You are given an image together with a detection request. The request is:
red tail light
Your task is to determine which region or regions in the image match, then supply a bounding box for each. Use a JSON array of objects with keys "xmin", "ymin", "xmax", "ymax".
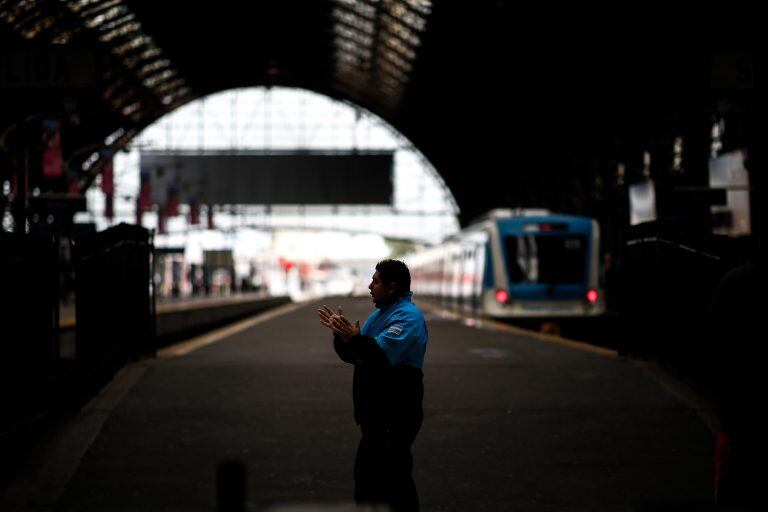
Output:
[
  {"xmin": 495, "ymin": 289, "xmax": 509, "ymax": 303},
  {"xmin": 586, "ymin": 289, "xmax": 598, "ymax": 303}
]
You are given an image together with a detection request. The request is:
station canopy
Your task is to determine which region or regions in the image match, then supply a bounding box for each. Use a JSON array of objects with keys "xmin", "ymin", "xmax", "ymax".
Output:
[{"xmin": 1, "ymin": 1, "xmax": 763, "ymax": 225}]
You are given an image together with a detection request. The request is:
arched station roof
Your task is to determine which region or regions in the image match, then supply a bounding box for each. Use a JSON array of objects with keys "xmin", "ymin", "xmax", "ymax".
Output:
[{"xmin": 1, "ymin": 0, "xmax": 765, "ymax": 227}]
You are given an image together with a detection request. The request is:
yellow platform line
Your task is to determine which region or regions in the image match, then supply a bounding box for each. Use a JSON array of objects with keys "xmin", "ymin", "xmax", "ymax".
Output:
[
  {"xmin": 157, "ymin": 301, "xmax": 306, "ymax": 358},
  {"xmin": 420, "ymin": 303, "xmax": 617, "ymax": 358}
]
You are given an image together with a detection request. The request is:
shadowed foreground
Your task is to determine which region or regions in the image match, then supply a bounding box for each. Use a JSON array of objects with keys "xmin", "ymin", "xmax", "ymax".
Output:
[{"xmin": 5, "ymin": 298, "xmax": 714, "ymax": 511}]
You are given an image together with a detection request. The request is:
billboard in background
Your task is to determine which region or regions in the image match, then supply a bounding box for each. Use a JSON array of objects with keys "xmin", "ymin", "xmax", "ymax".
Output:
[
  {"xmin": 709, "ymin": 149, "xmax": 751, "ymax": 236},
  {"xmin": 140, "ymin": 150, "xmax": 394, "ymax": 206},
  {"xmin": 629, "ymin": 179, "xmax": 657, "ymax": 226}
]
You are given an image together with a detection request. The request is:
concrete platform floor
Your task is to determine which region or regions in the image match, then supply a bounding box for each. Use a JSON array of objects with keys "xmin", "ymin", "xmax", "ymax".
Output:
[{"xmin": 1, "ymin": 298, "xmax": 716, "ymax": 511}]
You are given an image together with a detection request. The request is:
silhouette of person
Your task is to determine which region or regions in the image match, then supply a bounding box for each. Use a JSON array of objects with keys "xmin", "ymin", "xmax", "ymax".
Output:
[
  {"xmin": 709, "ymin": 264, "xmax": 765, "ymax": 511},
  {"xmin": 318, "ymin": 259, "xmax": 428, "ymax": 511}
]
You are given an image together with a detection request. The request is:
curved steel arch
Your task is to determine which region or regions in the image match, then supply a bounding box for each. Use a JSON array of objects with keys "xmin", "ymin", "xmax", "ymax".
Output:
[{"xmin": 1, "ymin": 0, "xmax": 766, "ymax": 232}]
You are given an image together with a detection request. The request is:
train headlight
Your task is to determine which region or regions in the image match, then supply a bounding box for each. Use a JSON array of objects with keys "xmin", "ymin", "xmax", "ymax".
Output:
[
  {"xmin": 495, "ymin": 289, "xmax": 509, "ymax": 303},
  {"xmin": 586, "ymin": 289, "xmax": 599, "ymax": 303}
]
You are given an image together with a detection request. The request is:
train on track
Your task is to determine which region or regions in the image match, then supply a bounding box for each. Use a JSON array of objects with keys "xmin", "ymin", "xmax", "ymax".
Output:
[{"xmin": 408, "ymin": 209, "xmax": 605, "ymax": 318}]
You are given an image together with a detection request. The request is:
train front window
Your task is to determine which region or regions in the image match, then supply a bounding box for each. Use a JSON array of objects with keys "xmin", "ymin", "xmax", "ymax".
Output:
[{"xmin": 505, "ymin": 235, "xmax": 586, "ymax": 284}]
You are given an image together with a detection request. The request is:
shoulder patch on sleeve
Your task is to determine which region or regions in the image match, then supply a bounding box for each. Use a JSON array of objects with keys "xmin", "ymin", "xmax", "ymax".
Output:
[{"xmin": 387, "ymin": 324, "xmax": 404, "ymax": 336}]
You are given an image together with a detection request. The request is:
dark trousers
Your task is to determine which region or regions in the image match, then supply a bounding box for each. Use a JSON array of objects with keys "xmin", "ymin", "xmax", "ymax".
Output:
[{"xmin": 354, "ymin": 423, "xmax": 420, "ymax": 512}]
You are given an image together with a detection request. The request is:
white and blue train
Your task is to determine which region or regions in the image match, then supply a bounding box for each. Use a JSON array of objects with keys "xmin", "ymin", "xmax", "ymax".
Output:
[{"xmin": 408, "ymin": 209, "xmax": 605, "ymax": 318}]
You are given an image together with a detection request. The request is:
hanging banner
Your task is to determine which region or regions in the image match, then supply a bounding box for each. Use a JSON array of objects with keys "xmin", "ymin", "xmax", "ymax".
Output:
[
  {"xmin": 136, "ymin": 168, "xmax": 152, "ymax": 226},
  {"xmin": 207, "ymin": 205, "xmax": 215, "ymax": 230},
  {"xmin": 67, "ymin": 169, "xmax": 79, "ymax": 195},
  {"xmin": 138, "ymin": 168, "xmax": 152, "ymax": 212},
  {"xmin": 140, "ymin": 150, "xmax": 394, "ymax": 205},
  {"xmin": 100, "ymin": 147, "xmax": 116, "ymax": 220},
  {"xmin": 165, "ymin": 185, "xmax": 180, "ymax": 217},
  {"xmin": 41, "ymin": 119, "xmax": 64, "ymax": 178},
  {"xmin": 188, "ymin": 200, "xmax": 200, "ymax": 225},
  {"xmin": 157, "ymin": 211, "xmax": 167, "ymax": 234},
  {"xmin": 100, "ymin": 150, "xmax": 114, "ymax": 195}
]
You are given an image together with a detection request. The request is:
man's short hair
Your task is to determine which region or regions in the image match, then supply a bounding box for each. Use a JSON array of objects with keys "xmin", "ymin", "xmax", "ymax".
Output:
[{"xmin": 376, "ymin": 259, "xmax": 411, "ymax": 297}]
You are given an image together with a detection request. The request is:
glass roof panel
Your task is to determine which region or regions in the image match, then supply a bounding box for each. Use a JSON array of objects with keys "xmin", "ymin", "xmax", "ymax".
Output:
[
  {"xmin": 333, "ymin": 23, "xmax": 373, "ymax": 47},
  {"xmin": 398, "ymin": 0, "xmax": 432, "ymax": 16},
  {"xmin": 379, "ymin": 46, "xmax": 412, "ymax": 73},
  {"xmin": 331, "ymin": 0, "xmax": 430, "ymax": 108},
  {"xmin": 79, "ymin": 0, "xmax": 123, "ymax": 18},
  {"xmin": 335, "ymin": 37, "xmax": 373, "ymax": 60},
  {"xmin": 142, "ymin": 69, "xmax": 177, "ymax": 89},
  {"xmin": 99, "ymin": 12, "xmax": 135, "ymax": 31},
  {"xmin": 380, "ymin": 35, "xmax": 416, "ymax": 60},
  {"xmin": 98, "ymin": 20, "xmax": 141, "ymax": 42},
  {"xmin": 336, "ymin": 0, "xmax": 378, "ymax": 18},
  {"xmin": 112, "ymin": 34, "xmax": 151, "ymax": 56},
  {"xmin": 17, "ymin": 13, "xmax": 56, "ymax": 39},
  {"xmin": 380, "ymin": 13, "xmax": 421, "ymax": 47},
  {"xmin": 332, "ymin": 7, "xmax": 375, "ymax": 35},
  {"xmin": 121, "ymin": 100, "xmax": 141, "ymax": 116},
  {"xmin": 137, "ymin": 59, "xmax": 171, "ymax": 77},
  {"xmin": 84, "ymin": 5, "xmax": 127, "ymax": 29},
  {"xmin": 68, "ymin": 0, "xmax": 112, "ymax": 14},
  {"xmin": 154, "ymin": 78, "xmax": 187, "ymax": 94},
  {"xmin": 387, "ymin": 1, "xmax": 426, "ymax": 31}
]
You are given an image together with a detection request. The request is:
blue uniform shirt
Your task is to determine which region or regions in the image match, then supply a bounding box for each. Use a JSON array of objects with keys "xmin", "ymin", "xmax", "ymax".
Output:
[{"xmin": 360, "ymin": 291, "xmax": 428, "ymax": 369}]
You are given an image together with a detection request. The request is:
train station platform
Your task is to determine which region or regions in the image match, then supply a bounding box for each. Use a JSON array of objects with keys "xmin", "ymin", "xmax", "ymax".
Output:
[
  {"xmin": 1, "ymin": 298, "xmax": 717, "ymax": 511},
  {"xmin": 57, "ymin": 292, "xmax": 291, "ymax": 359}
]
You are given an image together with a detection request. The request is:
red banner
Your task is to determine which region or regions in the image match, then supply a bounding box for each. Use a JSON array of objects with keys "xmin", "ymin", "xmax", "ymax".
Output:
[
  {"xmin": 189, "ymin": 200, "xmax": 200, "ymax": 225},
  {"xmin": 42, "ymin": 119, "xmax": 64, "ymax": 178},
  {"xmin": 165, "ymin": 186, "xmax": 179, "ymax": 217},
  {"xmin": 101, "ymin": 160, "xmax": 114, "ymax": 195},
  {"xmin": 138, "ymin": 169, "xmax": 151, "ymax": 213},
  {"xmin": 68, "ymin": 171, "xmax": 79, "ymax": 195},
  {"xmin": 102, "ymin": 157, "xmax": 115, "ymax": 220}
]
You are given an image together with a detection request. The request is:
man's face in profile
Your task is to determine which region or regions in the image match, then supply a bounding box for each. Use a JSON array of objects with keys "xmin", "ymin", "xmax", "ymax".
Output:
[{"xmin": 369, "ymin": 270, "xmax": 395, "ymax": 305}]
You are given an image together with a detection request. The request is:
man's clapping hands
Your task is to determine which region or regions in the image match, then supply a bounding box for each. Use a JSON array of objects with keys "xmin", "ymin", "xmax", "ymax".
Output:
[{"xmin": 317, "ymin": 305, "xmax": 360, "ymax": 342}]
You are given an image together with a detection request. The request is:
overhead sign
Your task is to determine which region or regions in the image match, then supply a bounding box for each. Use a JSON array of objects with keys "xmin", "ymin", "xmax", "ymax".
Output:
[
  {"xmin": 709, "ymin": 149, "xmax": 750, "ymax": 236},
  {"xmin": 629, "ymin": 179, "xmax": 657, "ymax": 226},
  {"xmin": 0, "ymin": 50, "xmax": 97, "ymax": 88},
  {"xmin": 140, "ymin": 150, "xmax": 394, "ymax": 206}
]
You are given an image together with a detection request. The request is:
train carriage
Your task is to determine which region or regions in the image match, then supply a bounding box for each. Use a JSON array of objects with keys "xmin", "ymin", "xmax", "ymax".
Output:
[{"xmin": 409, "ymin": 209, "xmax": 605, "ymax": 318}]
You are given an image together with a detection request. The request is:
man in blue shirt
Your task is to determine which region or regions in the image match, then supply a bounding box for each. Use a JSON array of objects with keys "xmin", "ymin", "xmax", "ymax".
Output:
[{"xmin": 318, "ymin": 259, "xmax": 428, "ymax": 512}]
